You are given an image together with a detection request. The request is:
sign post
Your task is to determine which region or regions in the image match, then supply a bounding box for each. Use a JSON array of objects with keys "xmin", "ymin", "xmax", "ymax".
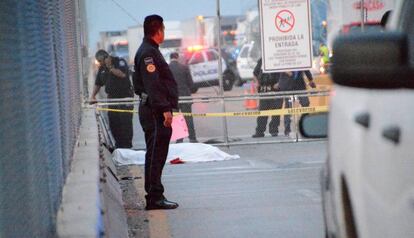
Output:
[{"xmin": 259, "ymin": 0, "xmax": 313, "ymax": 72}]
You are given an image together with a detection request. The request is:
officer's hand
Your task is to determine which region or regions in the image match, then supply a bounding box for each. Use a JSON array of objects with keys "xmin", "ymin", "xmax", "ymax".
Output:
[
  {"xmin": 309, "ymin": 81, "xmax": 316, "ymax": 88},
  {"xmin": 89, "ymin": 97, "xmax": 97, "ymax": 105},
  {"xmin": 104, "ymin": 57, "xmax": 112, "ymax": 69},
  {"xmin": 273, "ymin": 83, "xmax": 280, "ymax": 91},
  {"xmin": 163, "ymin": 111, "xmax": 173, "ymax": 127}
]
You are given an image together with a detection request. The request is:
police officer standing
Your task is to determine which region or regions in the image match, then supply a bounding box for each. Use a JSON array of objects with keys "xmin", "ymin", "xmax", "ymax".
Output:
[
  {"xmin": 292, "ymin": 70, "xmax": 316, "ymax": 106},
  {"xmin": 252, "ymin": 58, "xmax": 282, "ymax": 137},
  {"xmin": 169, "ymin": 52, "xmax": 198, "ymax": 143},
  {"xmin": 90, "ymin": 50, "xmax": 133, "ymax": 148},
  {"xmin": 133, "ymin": 15, "xmax": 179, "ymax": 210},
  {"xmin": 283, "ymin": 70, "xmax": 316, "ymax": 135}
]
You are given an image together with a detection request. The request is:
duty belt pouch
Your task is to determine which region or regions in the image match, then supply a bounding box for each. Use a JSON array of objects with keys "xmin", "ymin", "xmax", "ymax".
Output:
[
  {"xmin": 260, "ymin": 85, "xmax": 272, "ymax": 92},
  {"xmin": 140, "ymin": 92, "xmax": 149, "ymax": 105}
]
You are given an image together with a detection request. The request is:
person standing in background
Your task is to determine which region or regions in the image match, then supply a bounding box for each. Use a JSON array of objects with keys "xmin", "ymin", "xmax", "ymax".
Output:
[
  {"xmin": 90, "ymin": 49, "xmax": 133, "ymax": 149},
  {"xmin": 169, "ymin": 52, "xmax": 198, "ymax": 143},
  {"xmin": 283, "ymin": 70, "xmax": 316, "ymax": 135},
  {"xmin": 251, "ymin": 58, "xmax": 282, "ymax": 137}
]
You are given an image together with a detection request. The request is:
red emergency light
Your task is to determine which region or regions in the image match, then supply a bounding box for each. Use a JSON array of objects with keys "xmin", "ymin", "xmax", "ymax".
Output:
[
  {"xmin": 114, "ymin": 40, "xmax": 128, "ymax": 46},
  {"xmin": 186, "ymin": 45, "xmax": 204, "ymax": 52}
]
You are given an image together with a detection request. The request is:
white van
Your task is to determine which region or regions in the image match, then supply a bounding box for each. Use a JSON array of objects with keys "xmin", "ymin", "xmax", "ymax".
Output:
[{"xmin": 301, "ymin": 1, "xmax": 414, "ymax": 237}]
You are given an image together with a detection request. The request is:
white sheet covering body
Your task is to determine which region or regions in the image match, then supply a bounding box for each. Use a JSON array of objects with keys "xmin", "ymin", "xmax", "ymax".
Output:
[{"xmin": 112, "ymin": 143, "xmax": 240, "ymax": 165}]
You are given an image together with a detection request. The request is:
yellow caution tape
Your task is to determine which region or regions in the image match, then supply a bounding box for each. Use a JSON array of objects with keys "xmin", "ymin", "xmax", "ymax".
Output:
[
  {"xmin": 96, "ymin": 105, "xmax": 328, "ymax": 117},
  {"xmin": 96, "ymin": 108, "xmax": 138, "ymax": 113},
  {"xmin": 179, "ymin": 106, "xmax": 328, "ymax": 117}
]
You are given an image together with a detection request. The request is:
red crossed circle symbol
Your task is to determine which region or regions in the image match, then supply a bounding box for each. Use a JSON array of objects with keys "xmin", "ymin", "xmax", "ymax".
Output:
[{"xmin": 275, "ymin": 10, "xmax": 295, "ymax": 33}]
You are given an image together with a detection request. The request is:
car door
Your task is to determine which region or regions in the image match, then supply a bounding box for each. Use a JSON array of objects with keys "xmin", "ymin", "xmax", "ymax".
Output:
[
  {"xmin": 358, "ymin": 90, "xmax": 414, "ymax": 238},
  {"xmin": 205, "ymin": 49, "xmax": 226, "ymax": 82},
  {"xmin": 236, "ymin": 43, "xmax": 251, "ymax": 80},
  {"xmin": 188, "ymin": 51, "xmax": 206, "ymax": 84},
  {"xmin": 359, "ymin": 1, "xmax": 414, "ymax": 237},
  {"xmin": 328, "ymin": 85, "xmax": 371, "ymax": 237}
]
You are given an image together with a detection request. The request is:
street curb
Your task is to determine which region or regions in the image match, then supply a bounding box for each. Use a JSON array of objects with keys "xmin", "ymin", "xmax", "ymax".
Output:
[{"xmin": 57, "ymin": 109, "xmax": 102, "ymax": 237}]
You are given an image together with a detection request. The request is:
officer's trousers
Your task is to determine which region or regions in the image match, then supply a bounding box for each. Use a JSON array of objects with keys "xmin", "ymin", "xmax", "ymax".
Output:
[
  {"xmin": 108, "ymin": 105, "xmax": 133, "ymax": 148},
  {"xmin": 284, "ymin": 93, "xmax": 310, "ymax": 134},
  {"xmin": 255, "ymin": 98, "xmax": 283, "ymax": 135},
  {"xmin": 178, "ymin": 102, "xmax": 196, "ymax": 141},
  {"xmin": 139, "ymin": 104, "xmax": 172, "ymax": 202}
]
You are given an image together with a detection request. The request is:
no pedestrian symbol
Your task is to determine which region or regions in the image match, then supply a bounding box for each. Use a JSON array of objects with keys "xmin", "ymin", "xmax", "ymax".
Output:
[{"xmin": 275, "ymin": 10, "xmax": 295, "ymax": 33}]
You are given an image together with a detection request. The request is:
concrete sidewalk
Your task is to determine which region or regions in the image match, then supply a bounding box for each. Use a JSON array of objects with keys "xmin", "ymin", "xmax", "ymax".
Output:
[
  {"xmin": 57, "ymin": 108, "xmax": 129, "ymax": 237},
  {"xmin": 119, "ymin": 141, "xmax": 327, "ymax": 238}
]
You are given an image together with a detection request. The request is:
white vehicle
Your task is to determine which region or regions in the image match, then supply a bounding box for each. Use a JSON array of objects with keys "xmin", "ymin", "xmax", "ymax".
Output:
[
  {"xmin": 302, "ymin": 1, "xmax": 414, "ymax": 237},
  {"xmin": 127, "ymin": 21, "xmax": 182, "ymax": 65},
  {"xmin": 185, "ymin": 48, "xmax": 237, "ymax": 92},
  {"xmin": 326, "ymin": 0, "xmax": 395, "ymax": 50},
  {"xmin": 127, "ymin": 25, "xmax": 144, "ymax": 65},
  {"xmin": 236, "ymin": 42, "xmax": 260, "ymax": 82}
]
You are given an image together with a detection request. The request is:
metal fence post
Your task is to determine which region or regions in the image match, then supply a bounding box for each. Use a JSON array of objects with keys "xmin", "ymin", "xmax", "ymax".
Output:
[
  {"xmin": 293, "ymin": 95, "xmax": 299, "ymax": 142},
  {"xmin": 216, "ymin": 0, "xmax": 229, "ymax": 145}
]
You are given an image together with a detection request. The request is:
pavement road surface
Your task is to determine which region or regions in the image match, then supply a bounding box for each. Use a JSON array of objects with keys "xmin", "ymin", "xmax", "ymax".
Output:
[{"xmin": 144, "ymin": 141, "xmax": 326, "ymax": 238}]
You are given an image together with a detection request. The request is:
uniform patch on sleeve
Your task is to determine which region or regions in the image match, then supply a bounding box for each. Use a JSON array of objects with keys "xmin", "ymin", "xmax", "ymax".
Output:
[
  {"xmin": 144, "ymin": 57, "xmax": 154, "ymax": 65},
  {"xmin": 119, "ymin": 60, "xmax": 126, "ymax": 67},
  {"xmin": 146, "ymin": 64, "xmax": 156, "ymax": 73}
]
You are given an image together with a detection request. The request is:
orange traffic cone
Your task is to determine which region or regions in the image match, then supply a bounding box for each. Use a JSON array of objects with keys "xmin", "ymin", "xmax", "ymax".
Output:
[{"xmin": 244, "ymin": 81, "xmax": 258, "ymax": 110}]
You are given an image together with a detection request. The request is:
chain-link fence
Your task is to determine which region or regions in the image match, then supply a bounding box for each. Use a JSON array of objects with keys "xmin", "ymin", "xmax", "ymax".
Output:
[{"xmin": 0, "ymin": 0, "xmax": 86, "ymax": 237}]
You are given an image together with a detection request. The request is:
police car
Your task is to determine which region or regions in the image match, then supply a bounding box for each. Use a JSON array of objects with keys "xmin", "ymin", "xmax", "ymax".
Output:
[
  {"xmin": 236, "ymin": 41, "xmax": 260, "ymax": 82},
  {"xmin": 301, "ymin": 1, "xmax": 414, "ymax": 237},
  {"xmin": 183, "ymin": 46, "xmax": 238, "ymax": 92}
]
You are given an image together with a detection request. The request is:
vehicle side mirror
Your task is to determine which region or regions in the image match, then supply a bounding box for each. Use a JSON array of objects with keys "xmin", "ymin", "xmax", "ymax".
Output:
[
  {"xmin": 299, "ymin": 113, "xmax": 328, "ymax": 138},
  {"xmin": 332, "ymin": 32, "xmax": 411, "ymax": 89}
]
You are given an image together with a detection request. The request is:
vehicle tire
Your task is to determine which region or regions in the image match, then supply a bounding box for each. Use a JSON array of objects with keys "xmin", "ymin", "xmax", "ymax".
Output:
[
  {"xmin": 233, "ymin": 75, "xmax": 243, "ymax": 87},
  {"xmin": 223, "ymin": 71, "xmax": 234, "ymax": 91}
]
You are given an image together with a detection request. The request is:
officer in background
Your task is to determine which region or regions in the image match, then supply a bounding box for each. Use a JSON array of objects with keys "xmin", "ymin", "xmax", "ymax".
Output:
[
  {"xmin": 282, "ymin": 70, "xmax": 316, "ymax": 135},
  {"xmin": 90, "ymin": 49, "xmax": 133, "ymax": 148},
  {"xmin": 319, "ymin": 44, "xmax": 330, "ymax": 68},
  {"xmin": 133, "ymin": 15, "xmax": 179, "ymax": 210},
  {"xmin": 252, "ymin": 58, "xmax": 283, "ymax": 137},
  {"xmin": 169, "ymin": 52, "xmax": 198, "ymax": 143}
]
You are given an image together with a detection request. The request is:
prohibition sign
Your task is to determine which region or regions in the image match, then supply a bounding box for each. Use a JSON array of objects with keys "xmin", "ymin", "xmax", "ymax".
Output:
[{"xmin": 275, "ymin": 10, "xmax": 295, "ymax": 33}]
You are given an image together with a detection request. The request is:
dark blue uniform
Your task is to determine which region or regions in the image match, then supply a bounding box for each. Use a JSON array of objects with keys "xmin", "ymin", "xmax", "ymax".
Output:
[
  {"xmin": 95, "ymin": 57, "xmax": 133, "ymax": 148},
  {"xmin": 282, "ymin": 70, "xmax": 314, "ymax": 134},
  {"xmin": 133, "ymin": 37, "xmax": 178, "ymax": 203},
  {"xmin": 253, "ymin": 58, "xmax": 282, "ymax": 137}
]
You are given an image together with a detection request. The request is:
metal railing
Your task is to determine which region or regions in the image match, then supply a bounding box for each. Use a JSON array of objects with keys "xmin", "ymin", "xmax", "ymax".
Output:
[{"xmin": 91, "ymin": 89, "xmax": 329, "ymax": 149}]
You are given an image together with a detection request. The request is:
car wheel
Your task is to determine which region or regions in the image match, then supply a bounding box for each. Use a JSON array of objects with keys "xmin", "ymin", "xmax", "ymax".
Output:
[{"xmin": 223, "ymin": 71, "xmax": 234, "ymax": 91}]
